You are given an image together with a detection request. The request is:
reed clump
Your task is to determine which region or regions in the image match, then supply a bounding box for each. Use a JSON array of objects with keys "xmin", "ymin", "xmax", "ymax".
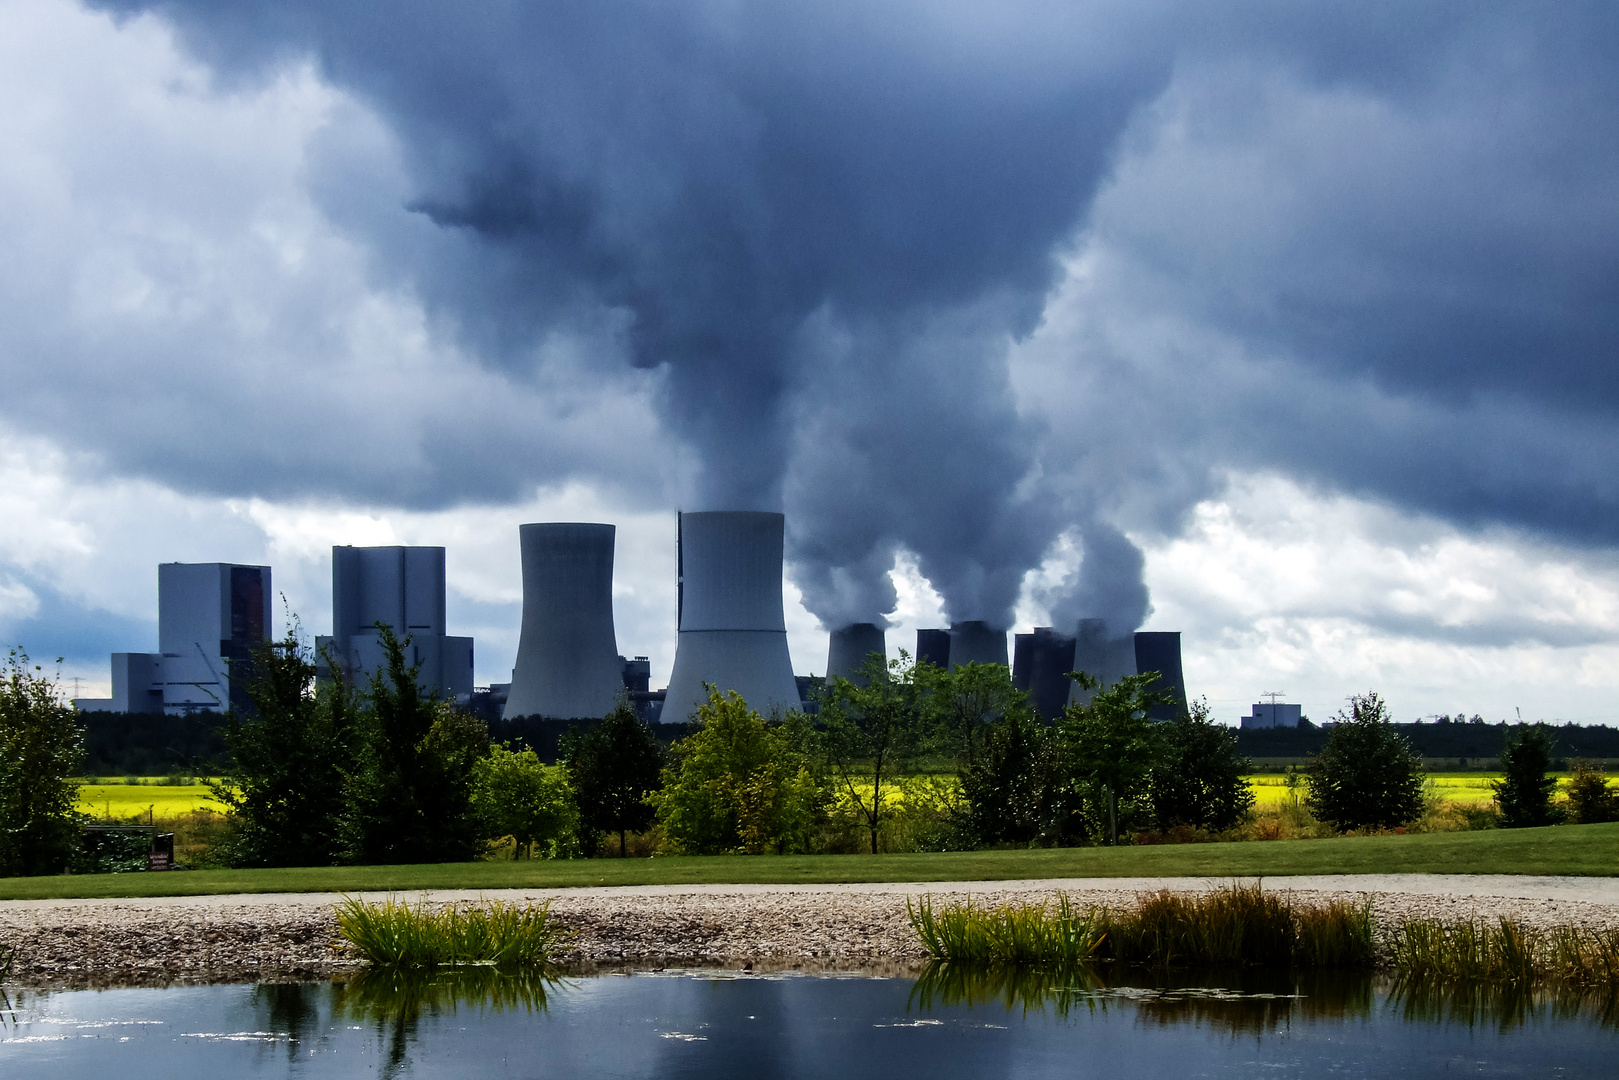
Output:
[
  {"xmin": 1391, "ymin": 917, "xmax": 1619, "ymax": 989},
  {"xmin": 335, "ymin": 896, "xmax": 568, "ymax": 968},
  {"xmin": 909, "ymin": 884, "xmax": 1375, "ymax": 969}
]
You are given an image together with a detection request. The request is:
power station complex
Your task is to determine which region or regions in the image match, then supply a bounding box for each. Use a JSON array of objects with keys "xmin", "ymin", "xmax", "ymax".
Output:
[{"xmin": 74, "ymin": 511, "xmax": 1187, "ymax": 723}]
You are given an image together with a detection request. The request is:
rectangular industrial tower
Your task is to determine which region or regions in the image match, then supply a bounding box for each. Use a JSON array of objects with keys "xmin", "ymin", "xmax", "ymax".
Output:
[
  {"xmin": 316, "ymin": 545, "xmax": 474, "ymax": 702},
  {"xmin": 76, "ymin": 562, "xmax": 272, "ymax": 714}
]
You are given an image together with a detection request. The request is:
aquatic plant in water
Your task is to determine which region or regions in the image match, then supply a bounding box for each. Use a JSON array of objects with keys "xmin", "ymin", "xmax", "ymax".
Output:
[
  {"xmin": 1391, "ymin": 917, "xmax": 1619, "ymax": 991},
  {"xmin": 335, "ymin": 896, "xmax": 568, "ymax": 968}
]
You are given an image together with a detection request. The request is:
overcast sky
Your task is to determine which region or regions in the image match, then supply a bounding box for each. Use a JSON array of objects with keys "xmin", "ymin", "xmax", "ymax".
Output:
[{"xmin": 3, "ymin": 0, "xmax": 1617, "ymax": 725}]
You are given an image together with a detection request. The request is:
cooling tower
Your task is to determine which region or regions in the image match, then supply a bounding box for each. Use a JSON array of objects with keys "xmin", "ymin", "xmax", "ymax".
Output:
[
  {"xmin": 661, "ymin": 511, "xmax": 799, "ymax": 721},
  {"xmin": 1134, "ymin": 631, "xmax": 1188, "ymax": 720},
  {"xmin": 504, "ymin": 523, "xmax": 623, "ymax": 719},
  {"xmin": 915, "ymin": 629, "xmax": 951, "ymax": 670},
  {"xmin": 948, "ymin": 620, "xmax": 1009, "ymax": 668},
  {"xmin": 1068, "ymin": 618, "xmax": 1138, "ymax": 707},
  {"xmin": 827, "ymin": 622, "xmax": 886, "ymax": 685},
  {"xmin": 1012, "ymin": 626, "xmax": 1077, "ymax": 719}
]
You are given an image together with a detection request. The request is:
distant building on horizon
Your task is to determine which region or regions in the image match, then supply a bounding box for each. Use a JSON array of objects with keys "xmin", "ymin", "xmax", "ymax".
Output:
[
  {"xmin": 75, "ymin": 562, "xmax": 272, "ymax": 715},
  {"xmin": 1241, "ymin": 702, "xmax": 1303, "ymax": 729}
]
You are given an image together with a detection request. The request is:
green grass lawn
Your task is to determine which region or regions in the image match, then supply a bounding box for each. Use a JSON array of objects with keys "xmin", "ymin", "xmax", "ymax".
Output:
[{"xmin": 3, "ymin": 822, "xmax": 1614, "ymax": 902}]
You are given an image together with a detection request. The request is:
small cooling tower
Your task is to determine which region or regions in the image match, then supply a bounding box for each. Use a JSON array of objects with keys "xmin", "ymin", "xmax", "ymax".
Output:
[
  {"xmin": 915, "ymin": 629, "xmax": 951, "ymax": 670},
  {"xmin": 948, "ymin": 620, "xmax": 1009, "ymax": 668},
  {"xmin": 1012, "ymin": 626, "xmax": 1077, "ymax": 719},
  {"xmin": 1068, "ymin": 618, "xmax": 1138, "ymax": 707},
  {"xmin": 662, "ymin": 511, "xmax": 799, "ymax": 721},
  {"xmin": 1134, "ymin": 631, "xmax": 1188, "ymax": 720},
  {"xmin": 504, "ymin": 523, "xmax": 623, "ymax": 719},
  {"xmin": 827, "ymin": 622, "xmax": 886, "ymax": 685}
]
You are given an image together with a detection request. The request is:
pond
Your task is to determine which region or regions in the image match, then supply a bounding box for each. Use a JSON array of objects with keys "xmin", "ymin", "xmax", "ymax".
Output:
[{"xmin": 3, "ymin": 966, "xmax": 1615, "ymax": 1078}]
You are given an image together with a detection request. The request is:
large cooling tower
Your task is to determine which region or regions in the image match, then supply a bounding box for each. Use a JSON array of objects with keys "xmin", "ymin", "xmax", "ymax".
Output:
[
  {"xmin": 1012, "ymin": 626, "xmax": 1077, "ymax": 719},
  {"xmin": 827, "ymin": 622, "xmax": 886, "ymax": 684},
  {"xmin": 915, "ymin": 629, "xmax": 951, "ymax": 670},
  {"xmin": 1068, "ymin": 618, "xmax": 1139, "ymax": 706},
  {"xmin": 948, "ymin": 620, "xmax": 1009, "ymax": 668},
  {"xmin": 504, "ymin": 523, "xmax": 623, "ymax": 719},
  {"xmin": 662, "ymin": 511, "xmax": 799, "ymax": 721},
  {"xmin": 1134, "ymin": 631, "xmax": 1188, "ymax": 720}
]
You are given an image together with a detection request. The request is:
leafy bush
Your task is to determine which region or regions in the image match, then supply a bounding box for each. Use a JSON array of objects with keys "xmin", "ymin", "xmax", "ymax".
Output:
[
  {"xmin": 1149, "ymin": 697, "xmax": 1255, "ymax": 833},
  {"xmin": 562, "ymin": 701, "xmax": 663, "ymax": 856},
  {"xmin": 1494, "ymin": 725, "xmax": 1562, "ymax": 828},
  {"xmin": 653, "ymin": 689, "xmax": 825, "ymax": 854},
  {"xmin": 1564, "ymin": 760, "xmax": 1618, "ymax": 824},
  {"xmin": 0, "ymin": 650, "xmax": 85, "ymax": 876},
  {"xmin": 1305, "ymin": 692, "xmax": 1425, "ymax": 831},
  {"xmin": 472, "ymin": 744, "xmax": 578, "ymax": 859}
]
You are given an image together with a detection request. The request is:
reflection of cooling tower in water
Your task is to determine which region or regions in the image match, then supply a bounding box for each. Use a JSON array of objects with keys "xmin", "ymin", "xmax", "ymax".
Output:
[
  {"xmin": 1068, "ymin": 618, "xmax": 1138, "ymax": 707},
  {"xmin": 948, "ymin": 620, "xmax": 1008, "ymax": 668},
  {"xmin": 827, "ymin": 622, "xmax": 886, "ymax": 684},
  {"xmin": 1013, "ymin": 626, "xmax": 1077, "ymax": 719},
  {"xmin": 662, "ymin": 511, "xmax": 800, "ymax": 721},
  {"xmin": 504, "ymin": 523, "xmax": 623, "ymax": 719}
]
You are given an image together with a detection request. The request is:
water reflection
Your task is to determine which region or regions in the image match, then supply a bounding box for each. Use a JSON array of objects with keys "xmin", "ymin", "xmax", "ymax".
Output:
[{"xmin": 912, "ymin": 960, "xmax": 1617, "ymax": 1035}]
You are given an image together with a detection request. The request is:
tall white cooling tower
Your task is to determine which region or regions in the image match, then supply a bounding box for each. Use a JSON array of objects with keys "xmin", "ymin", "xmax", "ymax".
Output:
[
  {"xmin": 948, "ymin": 620, "xmax": 1009, "ymax": 668},
  {"xmin": 504, "ymin": 523, "xmax": 623, "ymax": 719},
  {"xmin": 1068, "ymin": 617, "xmax": 1138, "ymax": 707},
  {"xmin": 662, "ymin": 511, "xmax": 799, "ymax": 721},
  {"xmin": 827, "ymin": 622, "xmax": 886, "ymax": 684}
]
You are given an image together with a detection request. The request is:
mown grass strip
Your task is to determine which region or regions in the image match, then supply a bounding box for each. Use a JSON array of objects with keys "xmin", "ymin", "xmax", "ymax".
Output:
[{"xmin": 2, "ymin": 821, "xmax": 1615, "ymax": 901}]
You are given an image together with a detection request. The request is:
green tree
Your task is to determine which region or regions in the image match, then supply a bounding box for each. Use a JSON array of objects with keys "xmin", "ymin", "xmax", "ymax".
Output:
[
  {"xmin": 820, "ymin": 651, "xmax": 933, "ymax": 854},
  {"xmin": 563, "ymin": 701, "xmax": 664, "ymax": 856},
  {"xmin": 930, "ymin": 661, "xmax": 1019, "ymax": 767},
  {"xmin": 653, "ymin": 689, "xmax": 823, "ymax": 854},
  {"xmin": 1494, "ymin": 724, "xmax": 1561, "ymax": 828},
  {"xmin": 472, "ymin": 743, "xmax": 579, "ymax": 858},
  {"xmin": 342, "ymin": 626, "xmax": 489, "ymax": 863},
  {"xmin": 1564, "ymin": 760, "xmax": 1618, "ymax": 824},
  {"xmin": 214, "ymin": 629, "xmax": 355, "ymax": 867},
  {"xmin": 1057, "ymin": 671, "xmax": 1171, "ymax": 845},
  {"xmin": 1305, "ymin": 692, "xmax": 1425, "ymax": 831},
  {"xmin": 958, "ymin": 706, "xmax": 1048, "ymax": 846},
  {"xmin": 0, "ymin": 650, "xmax": 85, "ymax": 876},
  {"xmin": 1149, "ymin": 697, "xmax": 1255, "ymax": 832}
]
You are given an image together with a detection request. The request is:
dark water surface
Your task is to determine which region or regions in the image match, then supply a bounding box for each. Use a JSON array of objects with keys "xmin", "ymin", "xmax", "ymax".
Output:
[{"xmin": 2, "ymin": 968, "xmax": 1615, "ymax": 1078}]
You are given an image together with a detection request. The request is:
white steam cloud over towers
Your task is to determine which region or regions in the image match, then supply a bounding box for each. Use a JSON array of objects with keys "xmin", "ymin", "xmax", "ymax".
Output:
[
  {"xmin": 662, "ymin": 511, "xmax": 799, "ymax": 721},
  {"xmin": 505, "ymin": 523, "xmax": 623, "ymax": 720}
]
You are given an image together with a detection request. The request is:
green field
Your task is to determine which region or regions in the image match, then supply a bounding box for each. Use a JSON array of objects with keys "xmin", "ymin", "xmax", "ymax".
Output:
[{"xmin": 2, "ymin": 821, "xmax": 1614, "ymax": 901}]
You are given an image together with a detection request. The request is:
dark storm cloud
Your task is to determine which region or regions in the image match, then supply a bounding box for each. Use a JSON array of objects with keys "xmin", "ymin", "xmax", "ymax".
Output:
[{"xmin": 75, "ymin": 0, "xmax": 1619, "ymax": 634}]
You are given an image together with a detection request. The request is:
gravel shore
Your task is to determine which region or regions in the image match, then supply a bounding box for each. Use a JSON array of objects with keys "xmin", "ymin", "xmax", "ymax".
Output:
[{"xmin": 3, "ymin": 875, "xmax": 1616, "ymax": 986}]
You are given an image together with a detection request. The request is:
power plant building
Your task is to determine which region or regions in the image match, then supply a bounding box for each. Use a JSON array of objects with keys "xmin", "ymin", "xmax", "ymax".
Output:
[
  {"xmin": 662, "ymin": 511, "xmax": 799, "ymax": 721},
  {"xmin": 74, "ymin": 562, "xmax": 272, "ymax": 714},
  {"xmin": 504, "ymin": 523, "xmax": 625, "ymax": 720},
  {"xmin": 1242, "ymin": 702, "xmax": 1303, "ymax": 729},
  {"xmin": 315, "ymin": 545, "xmax": 473, "ymax": 702}
]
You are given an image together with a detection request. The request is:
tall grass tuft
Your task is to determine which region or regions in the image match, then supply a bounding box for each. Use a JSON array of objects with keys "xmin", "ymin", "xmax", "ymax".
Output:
[
  {"xmin": 910, "ymin": 884, "xmax": 1374, "ymax": 970},
  {"xmin": 335, "ymin": 896, "xmax": 568, "ymax": 968},
  {"xmin": 908, "ymin": 895, "xmax": 1104, "ymax": 966},
  {"xmin": 1392, "ymin": 917, "xmax": 1619, "ymax": 990}
]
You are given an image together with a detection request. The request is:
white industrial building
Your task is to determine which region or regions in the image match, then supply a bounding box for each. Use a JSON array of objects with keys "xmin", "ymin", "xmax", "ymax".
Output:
[
  {"xmin": 315, "ymin": 545, "xmax": 474, "ymax": 702},
  {"xmin": 75, "ymin": 562, "xmax": 273, "ymax": 715},
  {"xmin": 1241, "ymin": 702, "xmax": 1303, "ymax": 729}
]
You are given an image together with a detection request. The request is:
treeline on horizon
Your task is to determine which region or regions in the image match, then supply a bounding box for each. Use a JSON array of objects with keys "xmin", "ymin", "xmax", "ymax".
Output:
[{"xmin": 76, "ymin": 707, "xmax": 1619, "ymax": 777}]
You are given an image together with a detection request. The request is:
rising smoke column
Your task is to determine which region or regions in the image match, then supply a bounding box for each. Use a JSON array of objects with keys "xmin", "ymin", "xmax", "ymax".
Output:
[{"xmin": 103, "ymin": 0, "xmax": 1172, "ymax": 632}]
